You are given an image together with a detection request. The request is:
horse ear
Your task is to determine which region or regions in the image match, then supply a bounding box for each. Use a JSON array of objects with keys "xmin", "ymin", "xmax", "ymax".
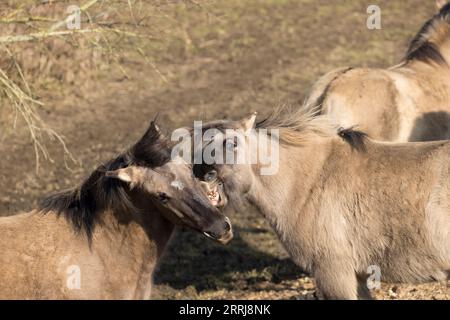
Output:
[
  {"xmin": 241, "ymin": 112, "xmax": 257, "ymax": 134},
  {"xmin": 151, "ymin": 121, "xmax": 162, "ymax": 135},
  {"xmin": 149, "ymin": 120, "xmax": 165, "ymax": 139},
  {"xmin": 106, "ymin": 166, "xmax": 145, "ymax": 188},
  {"xmin": 138, "ymin": 119, "xmax": 166, "ymax": 143},
  {"xmin": 436, "ymin": 0, "xmax": 448, "ymax": 10}
]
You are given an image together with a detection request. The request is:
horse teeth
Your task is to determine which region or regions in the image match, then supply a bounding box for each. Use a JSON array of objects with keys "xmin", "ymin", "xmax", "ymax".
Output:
[{"xmin": 207, "ymin": 190, "xmax": 218, "ymax": 201}]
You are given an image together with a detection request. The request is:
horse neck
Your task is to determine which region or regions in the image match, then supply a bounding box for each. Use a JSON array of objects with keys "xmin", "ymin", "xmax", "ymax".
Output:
[
  {"xmin": 95, "ymin": 205, "xmax": 174, "ymax": 257},
  {"xmin": 398, "ymin": 56, "xmax": 450, "ymax": 97},
  {"xmin": 404, "ymin": 30, "xmax": 450, "ymax": 76},
  {"xmin": 247, "ymin": 135, "xmax": 332, "ymax": 236},
  {"xmin": 91, "ymin": 204, "xmax": 175, "ymax": 283},
  {"xmin": 435, "ymin": 27, "xmax": 450, "ymax": 66}
]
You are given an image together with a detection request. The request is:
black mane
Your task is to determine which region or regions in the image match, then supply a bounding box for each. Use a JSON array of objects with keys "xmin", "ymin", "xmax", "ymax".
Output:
[
  {"xmin": 39, "ymin": 121, "xmax": 171, "ymax": 242},
  {"xmin": 405, "ymin": 3, "xmax": 450, "ymax": 65}
]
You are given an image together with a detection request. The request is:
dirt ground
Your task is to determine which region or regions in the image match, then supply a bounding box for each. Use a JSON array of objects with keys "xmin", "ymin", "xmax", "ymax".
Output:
[{"xmin": 0, "ymin": 0, "xmax": 448, "ymax": 300}]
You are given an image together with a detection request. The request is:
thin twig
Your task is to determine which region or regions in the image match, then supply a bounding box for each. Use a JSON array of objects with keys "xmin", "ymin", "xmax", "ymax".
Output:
[
  {"xmin": 0, "ymin": 27, "xmax": 151, "ymax": 44},
  {"xmin": 0, "ymin": 17, "xmax": 57, "ymax": 24},
  {"xmin": 0, "ymin": 64, "xmax": 78, "ymax": 173}
]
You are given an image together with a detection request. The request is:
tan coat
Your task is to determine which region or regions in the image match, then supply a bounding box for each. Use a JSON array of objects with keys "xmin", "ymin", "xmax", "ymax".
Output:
[
  {"xmin": 0, "ymin": 122, "xmax": 232, "ymax": 299},
  {"xmin": 306, "ymin": 3, "xmax": 450, "ymax": 142},
  {"xmin": 198, "ymin": 110, "xmax": 450, "ymax": 299},
  {"xmin": 0, "ymin": 209, "xmax": 173, "ymax": 299}
]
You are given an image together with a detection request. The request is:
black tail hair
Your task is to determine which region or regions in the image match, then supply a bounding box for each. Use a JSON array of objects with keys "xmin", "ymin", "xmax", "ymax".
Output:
[{"xmin": 338, "ymin": 127, "xmax": 368, "ymax": 152}]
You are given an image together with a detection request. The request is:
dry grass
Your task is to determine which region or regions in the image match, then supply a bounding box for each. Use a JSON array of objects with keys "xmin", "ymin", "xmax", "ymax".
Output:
[
  {"xmin": 0, "ymin": 0, "xmax": 200, "ymax": 171},
  {"xmin": 0, "ymin": 63, "xmax": 74, "ymax": 172},
  {"xmin": 0, "ymin": 0, "xmax": 447, "ymax": 300},
  {"xmin": 0, "ymin": 0, "xmax": 103, "ymax": 171}
]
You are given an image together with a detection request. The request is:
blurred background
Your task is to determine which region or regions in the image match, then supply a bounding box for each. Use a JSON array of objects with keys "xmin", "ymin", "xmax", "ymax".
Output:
[{"xmin": 0, "ymin": 0, "xmax": 448, "ymax": 299}]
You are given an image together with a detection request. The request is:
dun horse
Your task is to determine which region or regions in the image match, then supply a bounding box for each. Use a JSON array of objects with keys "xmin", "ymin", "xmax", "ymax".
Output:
[
  {"xmin": 305, "ymin": 0, "xmax": 450, "ymax": 142},
  {"xmin": 0, "ymin": 122, "xmax": 232, "ymax": 299},
  {"xmin": 196, "ymin": 106, "xmax": 449, "ymax": 299}
]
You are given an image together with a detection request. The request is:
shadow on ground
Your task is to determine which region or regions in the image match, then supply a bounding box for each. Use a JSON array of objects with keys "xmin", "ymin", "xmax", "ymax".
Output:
[{"xmin": 153, "ymin": 221, "xmax": 304, "ymax": 298}]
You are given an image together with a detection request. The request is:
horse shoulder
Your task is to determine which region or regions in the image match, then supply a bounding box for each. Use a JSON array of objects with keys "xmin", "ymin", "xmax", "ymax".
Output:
[{"xmin": 0, "ymin": 211, "xmax": 108, "ymax": 299}]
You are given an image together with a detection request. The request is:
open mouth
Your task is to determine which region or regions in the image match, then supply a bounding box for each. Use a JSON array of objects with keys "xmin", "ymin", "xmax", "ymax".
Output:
[
  {"xmin": 203, "ymin": 217, "xmax": 233, "ymax": 244},
  {"xmin": 203, "ymin": 230, "xmax": 232, "ymax": 244},
  {"xmin": 202, "ymin": 181, "xmax": 226, "ymax": 207},
  {"xmin": 207, "ymin": 186, "xmax": 220, "ymax": 206}
]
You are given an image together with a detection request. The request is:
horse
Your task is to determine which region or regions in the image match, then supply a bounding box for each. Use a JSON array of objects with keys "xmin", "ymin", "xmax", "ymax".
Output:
[
  {"xmin": 305, "ymin": 0, "xmax": 450, "ymax": 142},
  {"xmin": 194, "ymin": 106, "xmax": 449, "ymax": 299},
  {"xmin": 0, "ymin": 121, "xmax": 232, "ymax": 299}
]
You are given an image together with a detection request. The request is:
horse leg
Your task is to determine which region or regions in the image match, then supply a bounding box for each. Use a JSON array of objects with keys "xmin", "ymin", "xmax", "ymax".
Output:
[
  {"xmin": 313, "ymin": 260, "xmax": 358, "ymax": 300},
  {"xmin": 356, "ymin": 276, "xmax": 373, "ymax": 300}
]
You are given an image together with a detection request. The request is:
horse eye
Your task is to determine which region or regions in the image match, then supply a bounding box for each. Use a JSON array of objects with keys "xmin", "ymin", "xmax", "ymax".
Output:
[
  {"xmin": 225, "ymin": 138, "xmax": 237, "ymax": 151},
  {"xmin": 204, "ymin": 170, "xmax": 217, "ymax": 182},
  {"xmin": 157, "ymin": 192, "xmax": 170, "ymax": 204}
]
